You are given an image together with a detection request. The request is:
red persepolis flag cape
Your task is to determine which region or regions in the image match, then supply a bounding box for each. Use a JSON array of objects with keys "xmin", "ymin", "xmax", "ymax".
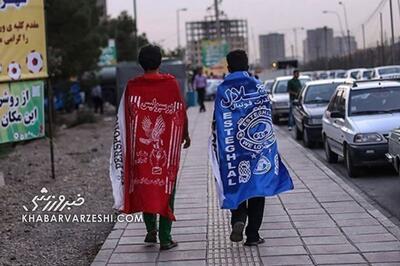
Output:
[{"xmin": 123, "ymin": 73, "xmax": 187, "ymax": 221}]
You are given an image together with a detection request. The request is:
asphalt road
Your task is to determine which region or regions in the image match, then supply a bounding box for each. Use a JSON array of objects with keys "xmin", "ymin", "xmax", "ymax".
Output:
[{"xmin": 276, "ymin": 124, "xmax": 400, "ymax": 226}]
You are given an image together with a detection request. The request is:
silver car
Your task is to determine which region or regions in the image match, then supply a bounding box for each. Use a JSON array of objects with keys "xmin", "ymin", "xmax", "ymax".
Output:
[
  {"xmin": 322, "ymin": 79, "xmax": 400, "ymax": 177},
  {"xmin": 270, "ymin": 75, "xmax": 311, "ymax": 124}
]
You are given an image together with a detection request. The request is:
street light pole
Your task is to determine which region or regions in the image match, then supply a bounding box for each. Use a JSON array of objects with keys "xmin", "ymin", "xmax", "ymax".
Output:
[
  {"xmin": 339, "ymin": 1, "xmax": 352, "ymax": 60},
  {"xmin": 133, "ymin": 0, "xmax": 138, "ymax": 58},
  {"xmin": 362, "ymin": 24, "xmax": 366, "ymax": 50},
  {"xmin": 176, "ymin": 8, "xmax": 188, "ymax": 49},
  {"xmin": 322, "ymin": 10, "xmax": 346, "ymax": 52},
  {"xmin": 214, "ymin": 0, "xmax": 221, "ymax": 40},
  {"xmin": 389, "ymin": 0, "xmax": 395, "ymax": 64}
]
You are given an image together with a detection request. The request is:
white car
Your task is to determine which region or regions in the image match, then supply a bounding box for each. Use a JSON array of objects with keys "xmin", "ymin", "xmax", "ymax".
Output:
[
  {"xmin": 270, "ymin": 75, "xmax": 311, "ymax": 124},
  {"xmin": 371, "ymin": 65, "xmax": 400, "ymax": 79},
  {"xmin": 205, "ymin": 79, "xmax": 223, "ymax": 100},
  {"xmin": 264, "ymin": 79, "xmax": 274, "ymax": 93},
  {"xmin": 322, "ymin": 79, "xmax": 400, "ymax": 177},
  {"xmin": 345, "ymin": 68, "xmax": 367, "ymax": 80},
  {"xmin": 357, "ymin": 69, "xmax": 374, "ymax": 80}
]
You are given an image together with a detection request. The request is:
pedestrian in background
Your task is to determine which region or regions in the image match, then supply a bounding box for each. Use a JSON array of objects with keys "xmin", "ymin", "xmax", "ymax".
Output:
[
  {"xmin": 287, "ymin": 70, "xmax": 302, "ymax": 131},
  {"xmin": 193, "ymin": 67, "xmax": 207, "ymax": 113},
  {"xmin": 91, "ymin": 81, "xmax": 103, "ymax": 114}
]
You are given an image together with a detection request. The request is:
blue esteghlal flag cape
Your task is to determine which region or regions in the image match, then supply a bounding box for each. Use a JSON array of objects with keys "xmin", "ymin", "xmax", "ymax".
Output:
[{"xmin": 210, "ymin": 71, "xmax": 294, "ymax": 209}]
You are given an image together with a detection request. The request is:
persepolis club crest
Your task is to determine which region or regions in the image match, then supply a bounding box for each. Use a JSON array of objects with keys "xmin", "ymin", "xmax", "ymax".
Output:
[{"xmin": 236, "ymin": 106, "xmax": 276, "ymax": 153}]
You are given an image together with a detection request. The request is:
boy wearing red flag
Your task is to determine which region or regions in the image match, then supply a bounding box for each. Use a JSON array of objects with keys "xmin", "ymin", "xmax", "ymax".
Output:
[{"xmin": 110, "ymin": 45, "xmax": 190, "ymax": 250}]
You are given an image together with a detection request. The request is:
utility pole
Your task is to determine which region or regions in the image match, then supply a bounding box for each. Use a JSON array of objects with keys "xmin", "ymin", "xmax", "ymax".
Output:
[
  {"xmin": 380, "ymin": 12, "xmax": 385, "ymax": 65},
  {"xmin": 324, "ymin": 26, "xmax": 329, "ymax": 70},
  {"xmin": 339, "ymin": 1, "xmax": 352, "ymax": 62},
  {"xmin": 214, "ymin": 0, "xmax": 221, "ymax": 40},
  {"xmin": 362, "ymin": 24, "xmax": 366, "ymax": 50},
  {"xmin": 389, "ymin": 0, "xmax": 395, "ymax": 64},
  {"xmin": 176, "ymin": 8, "xmax": 187, "ymax": 49},
  {"xmin": 293, "ymin": 28, "xmax": 298, "ymax": 59},
  {"xmin": 133, "ymin": 0, "xmax": 138, "ymax": 58}
]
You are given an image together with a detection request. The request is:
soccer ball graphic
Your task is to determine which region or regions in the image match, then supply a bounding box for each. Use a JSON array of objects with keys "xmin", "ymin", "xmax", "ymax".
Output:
[
  {"xmin": 26, "ymin": 51, "xmax": 44, "ymax": 73},
  {"xmin": 7, "ymin": 62, "xmax": 22, "ymax": 80}
]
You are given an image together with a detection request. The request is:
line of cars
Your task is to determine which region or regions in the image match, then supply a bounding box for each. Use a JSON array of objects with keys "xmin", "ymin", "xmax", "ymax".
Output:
[
  {"xmin": 304, "ymin": 65, "xmax": 400, "ymax": 81},
  {"xmin": 265, "ymin": 65, "xmax": 400, "ymax": 177}
]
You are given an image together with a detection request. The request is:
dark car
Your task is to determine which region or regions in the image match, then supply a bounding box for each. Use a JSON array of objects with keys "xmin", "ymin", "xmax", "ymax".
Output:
[
  {"xmin": 386, "ymin": 128, "xmax": 400, "ymax": 175},
  {"xmin": 292, "ymin": 79, "xmax": 347, "ymax": 147}
]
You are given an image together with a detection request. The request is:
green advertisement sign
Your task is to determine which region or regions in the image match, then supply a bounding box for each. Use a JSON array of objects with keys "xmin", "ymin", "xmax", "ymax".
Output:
[
  {"xmin": 201, "ymin": 40, "xmax": 230, "ymax": 68},
  {"xmin": 99, "ymin": 39, "xmax": 117, "ymax": 67},
  {"xmin": 0, "ymin": 80, "xmax": 45, "ymax": 144}
]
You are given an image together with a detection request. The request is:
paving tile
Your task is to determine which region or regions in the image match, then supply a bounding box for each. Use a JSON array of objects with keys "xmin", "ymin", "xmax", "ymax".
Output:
[
  {"xmin": 262, "ymin": 222, "xmax": 294, "ymax": 230},
  {"xmin": 108, "ymin": 252, "xmax": 158, "ymax": 263},
  {"xmin": 158, "ymin": 250, "xmax": 206, "ymax": 262},
  {"xmin": 331, "ymin": 212, "xmax": 373, "ymax": 220},
  {"xmin": 261, "ymin": 255, "xmax": 313, "ymax": 265},
  {"xmin": 307, "ymin": 244, "xmax": 358, "ymax": 254},
  {"xmin": 347, "ymin": 233, "xmax": 397, "ymax": 243},
  {"xmin": 303, "ymin": 236, "xmax": 349, "ymax": 245},
  {"xmin": 101, "ymin": 239, "xmax": 118, "ymax": 250},
  {"xmin": 355, "ymin": 242, "xmax": 400, "ymax": 252},
  {"xmin": 93, "ymin": 249, "xmax": 113, "ymax": 262},
  {"xmin": 108, "ymin": 229, "xmax": 124, "ymax": 239},
  {"xmin": 364, "ymin": 251, "xmax": 400, "ymax": 263},
  {"xmin": 261, "ymin": 229, "xmax": 299, "ymax": 238},
  {"xmin": 264, "ymin": 237, "xmax": 303, "ymax": 247},
  {"xmin": 293, "ymin": 220, "xmax": 336, "ymax": 229},
  {"xmin": 342, "ymin": 225, "xmax": 388, "ymax": 235},
  {"xmin": 158, "ymin": 261, "xmax": 206, "ymax": 266},
  {"xmin": 114, "ymin": 244, "xmax": 159, "ymax": 253},
  {"xmin": 298, "ymin": 227, "xmax": 342, "ymax": 237},
  {"xmin": 258, "ymin": 245, "xmax": 307, "ymax": 256},
  {"xmin": 335, "ymin": 218, "xmax": 380, "ymax": 227},
  {"xmin": 312, "ymin": 254, "xmax": 366, "ymax": 264},
  {"xmin": 290, "ymin": 214, "xmax": 331, "ymax": 222}
]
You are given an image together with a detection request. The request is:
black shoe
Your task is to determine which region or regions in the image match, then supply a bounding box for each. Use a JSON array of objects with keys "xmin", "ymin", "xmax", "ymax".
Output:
[
  {"xmin": 244, "ymin": 237, "xmax": 265, "ymax": 246},
  {"xmin": 160, "ymin": 240, "xmax": 178, "ymax": 250},
  {"xmin": 230, "ymin": 222, "xmax": 245, "ymax": 242},
  {"xmin": 144, "ymin": 230, "xmax": 157, "ymax": 244}
]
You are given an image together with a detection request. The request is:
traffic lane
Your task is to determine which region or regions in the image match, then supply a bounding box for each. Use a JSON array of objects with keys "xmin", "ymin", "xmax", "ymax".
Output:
[{"xmin": 276, "ymin": 124, "xmax": 400, "ymax": 224}]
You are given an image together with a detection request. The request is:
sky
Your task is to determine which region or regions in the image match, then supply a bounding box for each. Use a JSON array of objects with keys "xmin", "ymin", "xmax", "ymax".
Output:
[{"xmin": 107, "ymin": 0, "xmax": 400, "ymax": 62}]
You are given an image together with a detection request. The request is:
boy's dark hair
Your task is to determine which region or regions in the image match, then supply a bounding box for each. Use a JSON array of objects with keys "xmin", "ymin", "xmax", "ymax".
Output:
[
  {"xmin": 226, "ymin": 50, "xmax": 249, "ymax": 73},
  {"xmin": 138, "ymin": 45, "xmax": 162, "ymax": 71},
  {"xmin": 293, "ymin": 70, "xmax": 299, "ymax": 75}
]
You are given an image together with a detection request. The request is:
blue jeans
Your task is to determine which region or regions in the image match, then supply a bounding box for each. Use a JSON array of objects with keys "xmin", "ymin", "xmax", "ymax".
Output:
[{"xmin": 288, "ymin": 101, "xmax": 294, "ymax": 128}]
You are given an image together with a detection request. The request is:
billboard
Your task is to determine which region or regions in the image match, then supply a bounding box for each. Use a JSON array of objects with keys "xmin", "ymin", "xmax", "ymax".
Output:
[
  {"xmin": 0, "ymin": 0, "xmax": 48, "ymax": 82},
  {"xmin": 201, "ymin": 40, "xmax": 229, "ymax": 75},
  {"xmin": 99, "ymin": 39, "xmax": 117, "ymax": 67},
  {"xmin": 0, "ymin": 80, "xmax": 45, "ymax": 143}
]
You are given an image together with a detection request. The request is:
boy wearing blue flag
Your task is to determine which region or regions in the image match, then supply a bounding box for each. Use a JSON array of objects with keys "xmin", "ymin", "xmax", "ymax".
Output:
[{"xmin": 210, "ymin": 50, "xmax": 293, "ymax": 246}]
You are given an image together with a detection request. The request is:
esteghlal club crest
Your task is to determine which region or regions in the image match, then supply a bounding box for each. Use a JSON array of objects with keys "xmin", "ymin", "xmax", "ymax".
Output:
[{"xmin": 236, "ymin": 106, "xmax": 276, "ymax": 153}]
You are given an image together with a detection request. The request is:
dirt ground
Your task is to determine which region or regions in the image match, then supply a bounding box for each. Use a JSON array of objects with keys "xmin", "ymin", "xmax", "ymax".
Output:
[{"xmin": 0, "ymin": 111, "xmax": 116, "ymax": 266}]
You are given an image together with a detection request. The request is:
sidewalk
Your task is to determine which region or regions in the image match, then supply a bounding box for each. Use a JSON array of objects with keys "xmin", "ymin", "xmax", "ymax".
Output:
[{"xmin": 92, "ymin": 104, "xmax": 400, "ymax": 266}]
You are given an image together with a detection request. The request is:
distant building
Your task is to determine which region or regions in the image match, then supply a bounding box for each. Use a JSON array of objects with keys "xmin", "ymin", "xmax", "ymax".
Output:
[
  {"xmin": 185, "ymin": 19, "xmax": 248, "ymax": 67},
  {"xmin": 259, "ymin": 33, "xmax": 285, "ymax": 69},
  {"xmin": 333, "ymin": 36, "xmax": 358, "ymax": 57},
  {"xmin": 304, "ymin": 27, "xmax": 334, "ymax": 62}
]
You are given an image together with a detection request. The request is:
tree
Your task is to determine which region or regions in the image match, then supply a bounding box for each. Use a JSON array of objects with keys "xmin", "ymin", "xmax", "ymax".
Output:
[
  {"xmin": 45, "ymin": 0, "xmax": 103, "ymax": 79},
  {"xmin": 101, "ymin": 11, "xmax": 149, "ymax": 62}
]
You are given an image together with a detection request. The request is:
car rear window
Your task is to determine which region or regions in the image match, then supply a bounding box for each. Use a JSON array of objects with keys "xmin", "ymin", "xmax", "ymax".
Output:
[
  {"xmin": 304, "ymin": 83, "xmax": 340, "ymax": 104},
  {"xmin": 378, "ymin": 67, "xmax": 400, "ymax": 75},
  {"xmin": 274, "ymin": 79, "xmax": 310, "ymax": 93},
  {"xmin": 349, "ymin": 87, "xmax": 400, "ymax": 116}
]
